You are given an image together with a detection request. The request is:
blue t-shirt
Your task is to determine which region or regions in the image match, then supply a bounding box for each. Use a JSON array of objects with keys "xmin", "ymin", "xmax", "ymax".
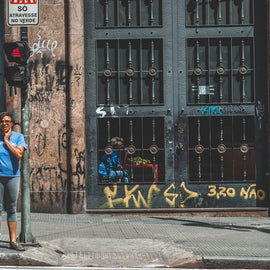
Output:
[{"xmin": 0, "ymin": 132, "xmax": 27, "ymax": 177}]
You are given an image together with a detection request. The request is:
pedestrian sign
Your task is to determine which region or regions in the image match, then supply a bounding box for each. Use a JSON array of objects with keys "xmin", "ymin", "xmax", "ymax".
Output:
[{"xmin": 7, "ymin": 0, "xmax": 40, "ymax": 27}]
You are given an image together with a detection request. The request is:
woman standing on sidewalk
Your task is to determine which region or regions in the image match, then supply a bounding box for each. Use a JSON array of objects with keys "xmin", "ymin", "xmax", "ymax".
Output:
[{"xmin": 0, "ymin": 112, "xmax": 26, "ymax": 251}]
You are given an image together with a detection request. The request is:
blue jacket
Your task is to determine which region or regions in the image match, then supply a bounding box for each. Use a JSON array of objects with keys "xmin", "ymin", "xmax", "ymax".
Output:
[{"xmin": 98, "ymin": 151, "xmax": 121, "ymax": 177}]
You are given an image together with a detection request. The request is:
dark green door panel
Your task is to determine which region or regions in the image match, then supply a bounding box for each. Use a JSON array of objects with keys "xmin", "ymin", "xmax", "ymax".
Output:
[{"xmin": 84, "ymin": 0, "xmax": 268, "ymax": 209}]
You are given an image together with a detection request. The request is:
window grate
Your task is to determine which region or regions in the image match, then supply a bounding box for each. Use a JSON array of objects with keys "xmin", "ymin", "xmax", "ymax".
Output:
[
  {"xmin": 187, "ymin": 38, "xmax": 254, "ymax": 104},
  {"xmin": 97, "ymin": 39, "xmax": 163, "ymax": 106},
  {"xmin": 186, "ymin": 0, "xmax": 253, "ymax": 26},
  {"xmin": 96, "ymin": 0, "xmax": 162, "ymax": 28},
  {"xmin": 188, "ymin": 116, "xmax": 255, "ymax": 183}
]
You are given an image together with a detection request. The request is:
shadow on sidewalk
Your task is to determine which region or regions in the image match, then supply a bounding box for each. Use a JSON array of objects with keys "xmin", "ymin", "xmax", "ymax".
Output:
[
  {"xmin": 0, "ymin": 240, "xmax": 10, "ymax": 249},
  {"xmin": 150, "ymin": 217, "xmax": 270, "ymax": 234}
]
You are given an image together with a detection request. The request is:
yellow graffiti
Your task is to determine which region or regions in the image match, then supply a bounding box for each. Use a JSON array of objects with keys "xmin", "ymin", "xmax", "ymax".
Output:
[
  {"xmin": 208, "ymin": 185, "xmax": 230, "ymax": 199},
  {"xmin": 163, "ymin": 182, "xmax": 199, "ymax": 208},
  {"xmin": 240, "ymin": 184, "xmax": 256, "ymax": 199},
  {"xmin": 179, "ymin": 182, "xmax": 199, "ymax": 208},
  {"xmin": 249, "ymin": 188, "xmax": 257, "ymax": 199},
  {"xmin": 102, "ymin": 184, "xmax": 120, "ymax": 208},
  {"xmin": 101, "ymin": 183, "xmax": 161, "ymax": 209},
  {"xmin": 240, "ymin": 184, "xmax": 266, "ymax": 201},
  {"xmin": 257, "ymin": 189, "xmax": 266, "ymax": 201},
  {"xmin": 208, "ymin": 184, "xmax": 266, "ymax": 201},
  {"xmin": 226, "ymin": 187, "xmax": 236, "ymax": 198},
  {"xmin": 101, "ymin": 182, "xmax": 266, "ymax": 209},
  {"xmin": 148, "ymin": 184, "xmax": 161, "ymax": 205},
  {"xmin": 164, "ymin": 183, "xmax": 177, "ymax": 207}
]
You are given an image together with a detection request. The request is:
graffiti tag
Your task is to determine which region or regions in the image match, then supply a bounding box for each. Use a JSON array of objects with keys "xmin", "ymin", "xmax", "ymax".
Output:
[
  {"xmin": 30, "ymin": 31, "xmax": 58, "ymax": 58},
  {"xmin": 201, "ymin": 106, "xmax": 222, "ymax": 115},
  {"xmin": 208, "ymin": 184, "xmax": 266, "ymax": 201}
]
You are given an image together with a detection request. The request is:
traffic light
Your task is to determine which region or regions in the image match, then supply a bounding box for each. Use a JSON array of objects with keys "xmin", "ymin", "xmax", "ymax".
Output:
[{"xmin": 4, "ymin": 41, "xmax": 30, "ymax": 88}]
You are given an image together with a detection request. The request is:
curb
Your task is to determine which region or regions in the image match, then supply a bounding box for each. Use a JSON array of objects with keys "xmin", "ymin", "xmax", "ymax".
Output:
[
  {"xmin": 0, "ymin": 243, "xmax": 63, "ymax": 266},
  {"xmin": 0, "ymin": 251, "xmax": 270, "ymax": 268},
  {"xmin": 201, "ymin": 256, "xmax": 270, "ymax": 269}
]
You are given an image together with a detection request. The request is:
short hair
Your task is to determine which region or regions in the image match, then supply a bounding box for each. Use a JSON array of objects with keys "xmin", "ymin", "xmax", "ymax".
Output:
[
  {"xmin": 111, "ymin": 137, "xmax": 123, "ymax": 147},
  {"xmin": 0, "ymin": 112, "xmax": 15, "ymax": 124}
]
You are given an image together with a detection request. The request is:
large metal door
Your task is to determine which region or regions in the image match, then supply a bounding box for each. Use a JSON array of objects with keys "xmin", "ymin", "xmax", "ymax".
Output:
[
  {"xmin": 85, "ymin": 0, "xmax": 267, "ymax": 209},
  {"xmin": 175, "ymin": 0, "xmax": 268, "ymax": 208},
  {"xmin": 85, "ymin": 0, "xmax": 177, "ymax": 208}
]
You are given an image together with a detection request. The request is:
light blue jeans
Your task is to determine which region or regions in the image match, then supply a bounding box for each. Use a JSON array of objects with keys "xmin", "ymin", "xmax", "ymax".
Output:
[
  {"xmin": 0, "ymin": 177, "xmax": 20, "ymax": 222},
  {"xmin": 102, "ymin": 170, "xmax": 129, "ymax": 183}
]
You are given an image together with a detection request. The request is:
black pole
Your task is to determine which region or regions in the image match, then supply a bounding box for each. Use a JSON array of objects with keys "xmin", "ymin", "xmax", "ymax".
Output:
[{"xmin": 19, "ymin": 27, "xmax": 35, "ymax": 243}]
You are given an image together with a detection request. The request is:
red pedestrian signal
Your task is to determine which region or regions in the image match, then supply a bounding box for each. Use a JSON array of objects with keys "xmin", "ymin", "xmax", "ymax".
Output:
[
  {"xmin": 12, "ymin": 48, "xmax": 21, "ymax": 58},
  {"xmin": 4, "ymin": 41, "xmax": 30, "ymax": 64},
  {"xmin": 4, "ymin": 41, "xmax": 30, "ymax": 88}
]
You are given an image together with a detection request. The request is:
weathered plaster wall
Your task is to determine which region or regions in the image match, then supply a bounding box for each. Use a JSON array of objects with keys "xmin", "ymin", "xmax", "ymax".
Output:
[
  {"xmin": 28, "ymin": 0, "xmax": 68, "ymax": 213},
  {"xmin": 65, "ymin": 0, "xmax": 86, "ymax": 213},
  {"xmin": 4, "ymin": 0, "xmax": 86, "ymax": 213}
]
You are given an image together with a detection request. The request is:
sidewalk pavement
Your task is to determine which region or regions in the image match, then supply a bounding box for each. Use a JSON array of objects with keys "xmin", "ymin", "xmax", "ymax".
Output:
[{"xmin": 0, "ymin": 212, "xmax": 269, "ymax": 268}]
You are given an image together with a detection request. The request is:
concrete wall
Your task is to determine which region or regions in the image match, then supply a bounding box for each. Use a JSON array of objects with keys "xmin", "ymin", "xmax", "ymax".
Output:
[{"xmin": 4, "ymin": 0, "xmax": 86, "ymax": 213}]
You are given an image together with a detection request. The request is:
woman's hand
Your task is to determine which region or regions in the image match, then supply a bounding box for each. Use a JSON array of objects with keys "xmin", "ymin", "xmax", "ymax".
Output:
[
  {"xmin": 4, "ymin": 131, "xmax": 25, "ymax": 159},
  {"xmin": 3, "ymin": 128, "xmax": 12, "ymax": 143}
]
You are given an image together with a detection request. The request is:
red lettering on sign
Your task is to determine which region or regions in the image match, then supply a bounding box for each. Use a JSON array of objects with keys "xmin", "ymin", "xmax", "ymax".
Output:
[{"xmin": 10, "ymin": 0, "xmax": 37, "ymax": 4}]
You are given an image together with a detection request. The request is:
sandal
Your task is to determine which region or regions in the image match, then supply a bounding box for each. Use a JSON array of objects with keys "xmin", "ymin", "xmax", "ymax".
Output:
[{"xmin": 10, "ymin": 241, "xmax": 25, "ymax": 251}]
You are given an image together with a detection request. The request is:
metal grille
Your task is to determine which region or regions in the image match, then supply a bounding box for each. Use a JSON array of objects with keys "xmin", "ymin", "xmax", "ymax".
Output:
[
  {"xmin": 98, "ymin": 117, "xmax": 165, "ymax": 183},
  {"xmin": 187, "ymin": 38, "xmax": 254, "ymax": 104},
  {"xmin": 97, "ymin": 39, "xmax": 163, "ymax": 105},
  {"xmin": 96, "ymin": 0, "xmax": 162, "ymax": 27},
  {"xmin": 188, "ymin": 116, "xmax": 255, "ymax": 182},
  {"xmin": 186, "ymin": 0, "xmax": 253, "ymax": 26}
]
